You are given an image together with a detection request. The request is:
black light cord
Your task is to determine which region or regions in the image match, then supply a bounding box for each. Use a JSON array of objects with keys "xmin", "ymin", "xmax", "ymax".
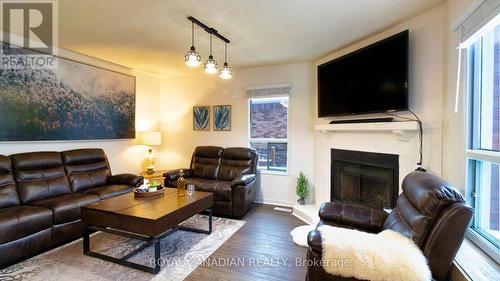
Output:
[
  {"xmin": 209, "ymin": 34, "xmax": 213, "ymax": 56},
  {"xmin": 409, "ymin": 110, "xmax": 424, "ymax": 168},
  {"xmin": 385, "ymin": 110, "xmax": 424, "ymax": 170},
  {"xmin": 224, "ymin": 42, "xmax": 227, "ymax": 62},
  {"xmin": 191, "ymin": 21, "xmax": 194, "ymax": 47}
]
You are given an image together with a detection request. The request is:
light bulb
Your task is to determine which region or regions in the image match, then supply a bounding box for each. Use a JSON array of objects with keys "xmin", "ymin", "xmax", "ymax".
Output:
[
  {"xmin": 219, "ymin": 62, "xmax": 232, "ymax": 79},
  {"xmin": 184, "ymin": 46, "xmax": 201, "ymax": 67},
  {"xmin": 204, "ymin": 55, "xmax": 218, "ymax": 74}
]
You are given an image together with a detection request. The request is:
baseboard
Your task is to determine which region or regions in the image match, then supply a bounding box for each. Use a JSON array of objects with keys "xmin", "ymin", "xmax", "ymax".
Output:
[
  {"xmin": 255, "ymin": 198, "xmax": 294, "ymax": 208},
  {"xmin": 255, "ymin": 199, "xmax": 317, "ymax": 226},
  {"xmin": 292, "ymin": 212, "xmax": 313, "ymax": 225}
]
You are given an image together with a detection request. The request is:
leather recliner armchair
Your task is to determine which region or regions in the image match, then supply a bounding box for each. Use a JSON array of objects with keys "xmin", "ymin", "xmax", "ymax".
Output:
[
  {"xmin": 164, "ymin": 146, "xmax": 258, "ymax": 217},
  {"xmin": 306, "ymin": 171, "xmax": 474, "ymax": 281}
]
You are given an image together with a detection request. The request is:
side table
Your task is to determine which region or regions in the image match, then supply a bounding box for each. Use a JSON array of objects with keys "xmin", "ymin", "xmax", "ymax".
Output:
[{"xmin": 141, "ymin": 170, "xmax": 167, "ymax": 185}]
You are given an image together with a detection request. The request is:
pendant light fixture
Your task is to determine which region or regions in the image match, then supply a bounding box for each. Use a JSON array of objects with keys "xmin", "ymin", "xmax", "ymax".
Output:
[
  {"xmin": 184, "ymin": 21, "xmax": 201, "ymax": 67},
  {"xmin": 219, "ymin": 42, "xmax": 232, "ymax": 79},
  {"xmin": 204, "ymin": 33, "xmax": 218, "ymax": 74},
  {"xmin": 186, "ymin": 16, "xmax": 231, "ymax": 78}
]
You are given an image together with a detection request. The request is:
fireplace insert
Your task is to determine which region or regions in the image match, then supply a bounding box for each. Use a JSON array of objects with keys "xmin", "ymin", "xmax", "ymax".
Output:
[{"xmin": 331, "ymin": 149, "xmax": 399, "ymax": 209}]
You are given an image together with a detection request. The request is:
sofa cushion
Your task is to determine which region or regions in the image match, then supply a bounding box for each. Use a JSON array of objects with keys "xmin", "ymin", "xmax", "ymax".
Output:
[
  {"xmin": 11, "ymin": 152, "xmax": 72, "ymax": 204},
  {"xmin": 0, "ymin": 155, "xmax": 19, "ymax": 209},
  {"xmin": 191, "ymin": 146, "xmax": 223, "ymax": 180},
  {"xmin": 383, "ymin": 171, "xmax": 466, "ymax": 246},
  {"xmin": 0, "ymin": 205, "xmax": 52, "ymax": 244},
  {"xmin": 218, "ymin": 147, "xmax": 257, "ymax": 181},
  {"xmin": 402, "ymin": 171, "xmax": 465, "ymax": 216},
  {"xmin": 79, "ymin": 184, "xmax": 133, "ymax": 199},
  {"xmin": 176, "ymin": 178, "xmax": 232, "ymax": 202},
  {"xmin": 62, "ymin": 149, "xmax": 111, "ymax": 192},
  {"xmin": 29, "ymin": 193, "xmax": 99, "ymax": 224}
]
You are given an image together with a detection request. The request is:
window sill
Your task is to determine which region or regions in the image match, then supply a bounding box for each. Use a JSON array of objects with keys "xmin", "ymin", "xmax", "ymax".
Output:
[
  {"xmin": 453, "ymin": 238, "xmax": 500, "ymax": 281},
  {"xmin": 259, "ymin": 170, "xmax": 290, "ymax": 176},
  {"xmin": 466, "ymin": 229, "xmax": 499, "ymax": 263}
]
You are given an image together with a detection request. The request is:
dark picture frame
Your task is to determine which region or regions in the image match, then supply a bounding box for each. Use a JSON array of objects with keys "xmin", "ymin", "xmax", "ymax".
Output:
[
  {"xmin": 213, "ymin": 105, "xmax": 231, "ymax": 131},
  {"xmin": 193, "ymin": 106, "xmax": 210, "ymax": 131}
]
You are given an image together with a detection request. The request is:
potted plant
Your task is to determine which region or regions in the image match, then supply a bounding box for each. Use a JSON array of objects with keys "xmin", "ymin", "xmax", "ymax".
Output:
[{"xmin": 296, "ymin": 172, "xmax": 310, "ymax": 205}]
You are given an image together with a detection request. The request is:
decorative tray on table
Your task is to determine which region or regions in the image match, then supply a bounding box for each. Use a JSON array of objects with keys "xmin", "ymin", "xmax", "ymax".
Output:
[{"xmin": 133, "ymin": 184, "xmax": 165, "ymax": 197}]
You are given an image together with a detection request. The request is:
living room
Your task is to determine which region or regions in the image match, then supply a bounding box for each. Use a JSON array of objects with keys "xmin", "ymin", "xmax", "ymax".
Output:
[{"xmin": 0, "ymin": 0, "xmax": 499, "ymax": 280}]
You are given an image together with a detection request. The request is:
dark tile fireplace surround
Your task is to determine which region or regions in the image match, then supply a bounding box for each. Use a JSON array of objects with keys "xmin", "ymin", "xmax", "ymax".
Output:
[{"xmin": 331, "ymin": 149, "xmax": 399, "ymax": 209}]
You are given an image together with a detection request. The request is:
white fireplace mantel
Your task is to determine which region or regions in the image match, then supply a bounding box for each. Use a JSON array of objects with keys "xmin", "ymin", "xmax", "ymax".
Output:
[{"xmin": 314, "ymin": 121, "xmax": 419, "ymax": 141}]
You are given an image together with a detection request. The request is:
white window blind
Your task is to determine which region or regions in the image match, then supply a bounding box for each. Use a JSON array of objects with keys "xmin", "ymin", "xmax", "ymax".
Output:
[
  {"xmin": 454, "ymin": 0, "xmax": 500, "ymax": 113},
  {"xmin": 246, "ymin": 84, "xmax": 291, "ymax": 98},
  {"xmin": 457, "ymin": 0, "xmax": 500, "ymax": 47}
]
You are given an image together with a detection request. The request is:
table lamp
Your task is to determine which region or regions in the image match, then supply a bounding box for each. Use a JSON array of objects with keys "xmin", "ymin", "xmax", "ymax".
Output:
[{"xmin": 140, "ymin": 131, "xmax": 161, "ymax": 175}]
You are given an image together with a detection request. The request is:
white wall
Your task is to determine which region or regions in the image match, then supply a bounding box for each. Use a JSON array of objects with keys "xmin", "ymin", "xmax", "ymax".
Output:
[
  {"xmin": 0, "ymin": 0, "xmax": 474, "ymax": 204},
  {"xmin": 160, "ymin": 63, "xmax": 314, "ymax": 206},
  {"xmin": 0, "ymin": 49, "xmax": 163, "ymax": 174},
  {"xmin": 312, "ymin": 6, "xmax": 446, "ymax": 205},
  {"xmin": 442, "ymin": 0, "xmax": 475, "ymax": 193}
]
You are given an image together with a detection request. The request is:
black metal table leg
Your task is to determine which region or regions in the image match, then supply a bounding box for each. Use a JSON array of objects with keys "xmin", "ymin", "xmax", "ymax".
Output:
[
  {"xmin": 82, "ymin": 209, "xmax": 212, "ymax": 274},
  {"xmin": 83, "ymin": 226, "xmax": 90, "ymax": 254},
  {"xmin": 154, "ymin": 239, "xmax": 161, "ymax": 274},
  {"xmin": 178, "ymin": 208, "xmax": 213, "ymax": 234},
  {"xmin": 208, "ymin": 209, "xmax": 213, "ymax": 234}
]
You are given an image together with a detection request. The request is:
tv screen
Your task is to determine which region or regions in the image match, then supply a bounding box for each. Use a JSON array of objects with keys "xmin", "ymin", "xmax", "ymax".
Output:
[{"xmin": 318, "ymin": 30, "xmax": 409, "ymax": 117}]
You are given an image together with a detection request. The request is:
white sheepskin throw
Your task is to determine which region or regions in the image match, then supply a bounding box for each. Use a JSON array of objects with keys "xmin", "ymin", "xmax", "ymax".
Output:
[
  {"xmin": 290, "ymin": 225, "xmax": 315, "ymax": 247},
  {"xmin": 318, "ymin": 225, "xmax": 431, "ymax": 281}
]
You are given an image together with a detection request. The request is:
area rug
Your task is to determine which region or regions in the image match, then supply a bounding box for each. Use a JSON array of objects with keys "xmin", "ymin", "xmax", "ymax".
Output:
[{"xmin": 0, "ymin": 215, "xmax": 245, "ymax": 281}]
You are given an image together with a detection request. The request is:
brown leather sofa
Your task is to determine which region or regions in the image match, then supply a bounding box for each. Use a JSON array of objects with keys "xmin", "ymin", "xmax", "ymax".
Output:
[
  {"xmin": 306, "ymin": 171, "xmax": 474, "ymax": 281},
  {"xmin": 0, "ymin": 148, "xmax": 143, "ymax": 268},
  {"xmin": 164, "ymin": 146, "xmax": 258, "ymax": 217}
]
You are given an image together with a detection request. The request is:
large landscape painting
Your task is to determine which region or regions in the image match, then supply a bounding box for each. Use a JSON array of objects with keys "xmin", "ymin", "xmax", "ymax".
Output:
[{"xmin": 0, "ymin": 43, "xmax": 135, "ymax": 141}]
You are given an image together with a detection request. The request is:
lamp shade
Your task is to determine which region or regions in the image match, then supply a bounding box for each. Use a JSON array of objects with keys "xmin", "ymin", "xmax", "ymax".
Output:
[{"xmin": 140, "ymin": 131, "xmax": 161, "ymax": 146}]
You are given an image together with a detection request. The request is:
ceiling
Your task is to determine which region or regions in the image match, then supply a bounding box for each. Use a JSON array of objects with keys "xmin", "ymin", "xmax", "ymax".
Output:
[{"xmin": 58, "ymin": 0, "xmax": 445, "ymax": 77}]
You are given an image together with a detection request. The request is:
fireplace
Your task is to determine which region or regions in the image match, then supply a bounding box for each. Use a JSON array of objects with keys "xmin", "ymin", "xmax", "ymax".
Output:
[{"xmin": 331, "ymin": 149, "xmax": 398, "ymax": 209}]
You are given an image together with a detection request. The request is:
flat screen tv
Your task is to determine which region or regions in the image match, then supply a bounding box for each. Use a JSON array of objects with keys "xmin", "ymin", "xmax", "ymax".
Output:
[{"xmin": 318, "ymin": 30, "xmax": 409, "ymax": 117}]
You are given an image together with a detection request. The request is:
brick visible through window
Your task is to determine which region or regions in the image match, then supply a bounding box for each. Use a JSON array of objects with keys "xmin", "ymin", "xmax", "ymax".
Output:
[{"xmin": 248, "ymin": 96, "xmax": 288, "ymax": 172}]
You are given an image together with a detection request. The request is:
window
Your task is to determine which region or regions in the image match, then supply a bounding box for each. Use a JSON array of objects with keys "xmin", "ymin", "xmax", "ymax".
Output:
[
  {"xmin": 466, "ymin": 21, "xmax": 500, "ymax": 262},
  {"xmin": 248, "ymin": 93, "xmax": 289, "ymax": 173}
]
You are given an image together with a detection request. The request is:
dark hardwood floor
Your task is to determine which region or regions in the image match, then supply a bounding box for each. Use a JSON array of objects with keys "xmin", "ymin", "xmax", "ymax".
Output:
[{"xmin": 186, "ymin": 204, "xmax": 308, "ymax": 281}]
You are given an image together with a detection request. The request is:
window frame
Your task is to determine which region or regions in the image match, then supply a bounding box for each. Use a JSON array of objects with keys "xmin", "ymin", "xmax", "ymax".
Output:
[
  {"xmin": 465, "ymin": 27, "xmax": 500, "ymax": 264},
  {"xmin": 247, "ymin": 95, "xmax": 291, "ymax": 176}
]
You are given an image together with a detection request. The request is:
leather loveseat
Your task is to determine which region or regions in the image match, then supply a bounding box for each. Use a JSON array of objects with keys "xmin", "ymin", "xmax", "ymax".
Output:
[
  {"xmin": 0, "ymin": 148, "xmax": 143, "ymax": 268},
  {"xmin": 305, "ymin": 171, "xmax": 474, "ymax": 281},
  {"xmin": 164, "ymin": 146, "xmax": 258, "ymax": 217}
]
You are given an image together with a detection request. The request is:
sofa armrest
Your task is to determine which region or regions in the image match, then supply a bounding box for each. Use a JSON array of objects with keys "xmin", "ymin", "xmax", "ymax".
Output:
[
  {"xmin": 163, "ymin": 169, "xmax": 193, "ymax": 186},
  {"xmin": 307, "ymin": 229, "xmax": 323, "ymax": 254},
  {"xmin": 318, "ymin": 201, "xmax": 388, "ymax": 233},
  {"xmin": 231, "ymin": 174, "xmax": 256, "ymax": 187},
  {"xmin": 231, "ymin": 179, "xmax": 257, "ymax": 217},
  {"xmin": 108, "ymin": 174, "xmax": 144, "ymax": 187}
]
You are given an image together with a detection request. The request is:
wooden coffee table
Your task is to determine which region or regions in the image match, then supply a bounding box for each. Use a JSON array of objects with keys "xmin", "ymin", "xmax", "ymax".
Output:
[{"xmin": 81, "ymin": 188, "xmax": 213, "ymax": 274}]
